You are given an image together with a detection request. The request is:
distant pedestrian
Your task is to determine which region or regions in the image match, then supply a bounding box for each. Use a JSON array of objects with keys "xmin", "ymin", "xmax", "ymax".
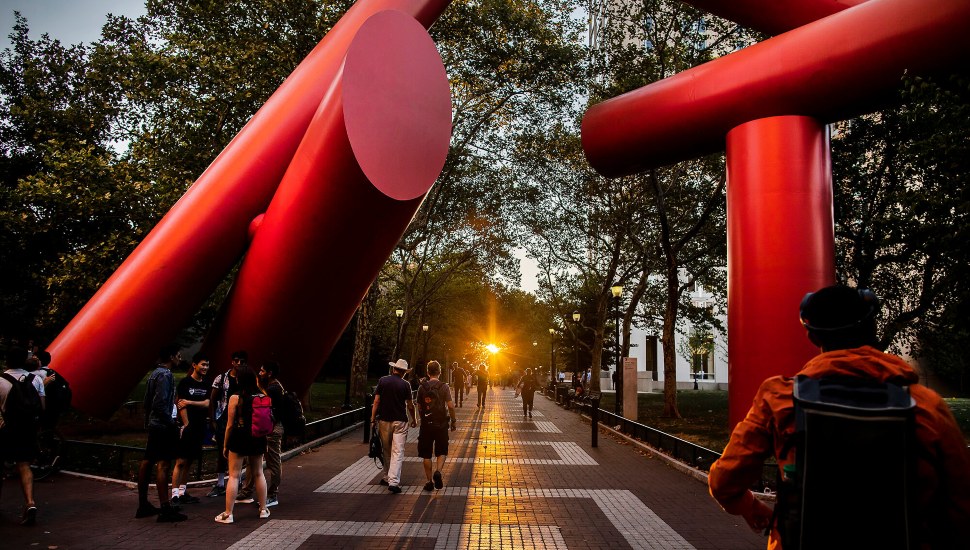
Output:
[
  {"xmin": 171, "ymin": 353, "xmax": 210, "ymax": 505},
  {"xmin": 207, "ymin": 350, "xmax": 245, "ymax": 497},
  {"xmin": 451, "ymin": 362, "xmax": 466, "ymax": 407},
  {"xmin": 516, "ymin": 368, "xmax": 539, "ymax": 418},
  {"xmin": 0, "ymin": 346, "xmax": 40, "ymax": 525},
  {"xmin": 476, "ymin": 364, "xmax": 489, "ymax": 407},
  {"xmin": 371, "ymin": 359, "xmax": 416, "ymax": 493},
  {"xmin": 215, "ymin": 364, "xmax": 270, "ymax": 524},
  {"xmin": 416, "ymin": 361, "xmax": 456, "ymax": 491},
  {"xmin": 135, "ymin": 344, "xmax": 187, "ymax": 522}
]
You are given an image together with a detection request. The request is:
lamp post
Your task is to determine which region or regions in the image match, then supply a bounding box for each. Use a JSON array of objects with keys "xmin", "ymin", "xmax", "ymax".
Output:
[
  {"xmin": 611, "ymin": 284, "xmax": 623, "ymax": 415},
  {"xmin": 548, "ymin": 328, "xmax": 556, "ymax": 385},
  {"xmin": 572, "ymin": 311, "xmax": 581, "ymax": 375},
  {"xmin": 393, "ymin": 308, "xmax": 404, "ymax": 359},
  {"xmin": 421, "ymin": 324, "xmax": 430, "ymax": 377}
]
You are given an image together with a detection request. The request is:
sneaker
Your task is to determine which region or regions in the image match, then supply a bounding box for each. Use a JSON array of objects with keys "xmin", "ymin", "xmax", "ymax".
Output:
[
  {"xmin": 423, "ymin": 481, "xmax": 434, "ymax": 492},
  {"xmin": 157, "ymin": 507, "xmax": 187, "ymax": 523},
  {"xmin": 529, "ymin": 411, "xmax": 533, "ymax": 418},
  {"xmin": 206, "ymin": 485, "xmax": 226, "ymax": 498},
  {"xmin": 433, "ymin": 470, "xmax": 443, "ymax": 490},
  {"xmin": 180, "ymin": 494, "xmax": 201, "ymax": 504},
  {"xmin": 214, "ymin": 512, "xmax": 233, "ymax": 524},
  {"xmin": 21, "ymin": 506, "xmax": 37, "ymax": 526},
  {"xmin": 259, "ymin": 508, "xmax": 271, "ymax": 519},
  {"xmin": 135, "ymin": 504, "xmax": 160, "ymax": 519},
  {"xmin": 266, "ymin": 497, "xmax": 278, "ymax": 507},
  {"xmin": 235, "ymin": 496, "xmax": 255, "ymax": 504},
  {"xmin": 388, "ymin": 485, "xmax": 402, "ymax": 494}
]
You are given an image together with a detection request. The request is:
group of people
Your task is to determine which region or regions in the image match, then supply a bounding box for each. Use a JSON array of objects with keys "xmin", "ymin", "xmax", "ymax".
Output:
[
  {"xmin": 136, "ymin": 347, "xmax": 289, "ymax": 525},
  {"xmin": 0, "ymin": 342, "xmax": 63, "ymax": 526}
]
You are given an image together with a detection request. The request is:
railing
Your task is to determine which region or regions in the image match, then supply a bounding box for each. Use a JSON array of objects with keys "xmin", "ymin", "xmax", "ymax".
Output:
[
  {"xmin": 562, "ymin": 394, "xmax": 779, "ymax": 493},
  {"xmin": 59, "ymin": 406, "xmax": 368, "ymax": 481}
]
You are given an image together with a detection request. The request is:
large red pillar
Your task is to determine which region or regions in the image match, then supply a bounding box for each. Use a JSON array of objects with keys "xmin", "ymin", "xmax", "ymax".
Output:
[{"xmin": 726, "ymin": 116, "xmax": 835, "ymax": 427}]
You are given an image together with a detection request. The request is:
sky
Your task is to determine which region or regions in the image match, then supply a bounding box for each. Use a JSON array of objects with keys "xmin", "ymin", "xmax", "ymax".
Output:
[
  {"xmin": 0, "ymin": 0, "xmax": 543, "ymax": 293},
  {"xmin": 0, "ymin": 0, "xmax": 145, "ymax": 47}
]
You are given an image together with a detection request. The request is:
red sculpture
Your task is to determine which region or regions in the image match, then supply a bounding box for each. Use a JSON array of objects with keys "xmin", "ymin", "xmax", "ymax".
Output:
[
  {"xmin": 582, "ymin": 0, "xmax": 970, "ymax": 426},
  {"xmin": 48, "ymin": 0, "xmax": 452, "ymax": 419}
]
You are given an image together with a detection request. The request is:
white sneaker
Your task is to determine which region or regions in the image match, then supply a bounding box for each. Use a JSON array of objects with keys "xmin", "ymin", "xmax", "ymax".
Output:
[
  {"xmin": 266, "ymin": 497, "xmax": 278, "ymax": 507},
  {"xmin": 214, "ymin": 512, "xmax": 233, "ymax": 524},
  {"xmin": 259, "ymin": 508, "xmax": 271, "ymax": 519}
]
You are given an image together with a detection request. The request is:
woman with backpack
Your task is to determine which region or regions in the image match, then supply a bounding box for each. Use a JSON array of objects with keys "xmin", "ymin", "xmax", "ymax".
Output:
[
  {"xmin": 215, "ymin": 364, "xmax": 270, "ymax": 524},
  {"xmin": 515, "ymin": 368, "xmax": 539, "ymax": 418}
]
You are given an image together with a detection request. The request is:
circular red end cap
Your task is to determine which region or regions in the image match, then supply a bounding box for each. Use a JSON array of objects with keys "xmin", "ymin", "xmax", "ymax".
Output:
[{"xmin": 343, "ymin": 10, "xmax": 452, "ymax": 201}]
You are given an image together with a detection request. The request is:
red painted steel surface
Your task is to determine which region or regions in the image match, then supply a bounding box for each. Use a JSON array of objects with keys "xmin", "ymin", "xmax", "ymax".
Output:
[
  {"xmin": 48, "ymin": 0, "xmax": 452, "ymax": 419},
  {"xmin": 202, "ymin": 10, "xmax": 451, "ymax": 399},
  {"xmin": 582, "ymin": 0, "xmax": 970, "ymax": 177},
  {"xmin": 679, "ymin": 0, "xmax": 865, "ymax": 35},
  {"xmin": 726, "ymin": 117, "xmax": 835, "ymax": 428}
]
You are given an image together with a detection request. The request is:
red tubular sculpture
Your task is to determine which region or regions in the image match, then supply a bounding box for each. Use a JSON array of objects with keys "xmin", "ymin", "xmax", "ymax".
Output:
[
  {"xmin": 582, "ymin": 0, "xmax": 969, "ymax": 427},
  {"xmin": 583, "ymin": 0, "xmax": 970, "ymax": 177},
  {"xmin": 48, "ymin": 0, "xmax": 452, "ymax": 419},
  {"xmin": 202, "ymin": 10, "xmax": 451, "ymax": 396}
]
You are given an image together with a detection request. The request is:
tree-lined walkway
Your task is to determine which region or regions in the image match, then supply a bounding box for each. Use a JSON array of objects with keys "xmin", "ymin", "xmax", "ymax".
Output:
[{"xmin": 1, "ymin": 388, "xmax": 764, "ymax": 549}]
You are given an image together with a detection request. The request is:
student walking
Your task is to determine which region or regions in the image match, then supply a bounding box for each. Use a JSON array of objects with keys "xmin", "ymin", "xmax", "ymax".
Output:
[
  {"xmin": 516, "ymin": 368, "xmax": 539, "ymax": 418},
  {"xmin": 370, "ymin": 359, "xmax": 416, "ymax": 493},
  {"xmin": 416, "ymin": 361, "xmax": 456, "ymax": 491}
]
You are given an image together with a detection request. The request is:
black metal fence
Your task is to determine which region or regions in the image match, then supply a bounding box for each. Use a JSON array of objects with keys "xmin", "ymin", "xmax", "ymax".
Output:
[{"xmin": 59, "ymin": 406, "xmax": 368, "ymax": 482}]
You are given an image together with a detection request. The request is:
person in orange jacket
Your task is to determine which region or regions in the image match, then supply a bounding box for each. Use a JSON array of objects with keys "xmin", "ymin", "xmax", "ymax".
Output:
[{"xmin": 708, "ymin": 285, "xmax": 970, "ymax": 548}]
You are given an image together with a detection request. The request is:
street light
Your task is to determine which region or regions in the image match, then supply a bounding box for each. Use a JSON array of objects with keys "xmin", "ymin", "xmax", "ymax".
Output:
[
  {"xmin": 548, "ymin": 328, "xmax": 556, "ymax": 384},
  {"xmin": 393, "ymin": 308, "xmax": 404, "ymax": 359},
  {"xmin": 611, "ymin": 284, "xmax": 623, "ymax": 415},
  {"xmin": 421, "ymin": 324, "xmax": 430, "ymax": 377},
  {"xmin": 572, "ymin": 311, "xmax": 581, "ymax": 375}
]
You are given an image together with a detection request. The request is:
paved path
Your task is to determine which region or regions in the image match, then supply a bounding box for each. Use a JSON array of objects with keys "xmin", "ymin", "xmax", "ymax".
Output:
[{"xmin": 0, "ymin": 388, "xmax": 766, "ymax": 549}]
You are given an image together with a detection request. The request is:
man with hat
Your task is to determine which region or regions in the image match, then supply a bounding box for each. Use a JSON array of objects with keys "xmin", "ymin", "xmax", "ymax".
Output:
[{"xmin": 371, "ymin": 358, "xmax": 416, "ymax": 493}]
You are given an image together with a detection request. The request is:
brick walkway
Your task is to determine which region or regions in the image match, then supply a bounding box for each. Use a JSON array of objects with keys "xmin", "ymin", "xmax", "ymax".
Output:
[{"xmin": 0, "ymin": 388, "xmax": 766, "ymax": 549}]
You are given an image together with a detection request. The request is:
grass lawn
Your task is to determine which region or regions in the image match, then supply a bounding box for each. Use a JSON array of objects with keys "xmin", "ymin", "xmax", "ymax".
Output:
[{"xmin": 600, "ymin": 391, "xmax": 970, "ymax": 453}]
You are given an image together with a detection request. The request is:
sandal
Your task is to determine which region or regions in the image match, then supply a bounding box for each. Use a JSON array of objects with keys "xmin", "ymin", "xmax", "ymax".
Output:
[
  {"xmin": 214, "ymin": 512, "xmax": 234, "ymax": 524},
  {"xmin": 259, "ymin": 508, "xmax": 271, "ymax": 519}
]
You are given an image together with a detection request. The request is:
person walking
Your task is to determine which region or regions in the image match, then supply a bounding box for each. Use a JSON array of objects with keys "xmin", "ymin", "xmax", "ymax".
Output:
[
  {"xmin": 416, "ymin": 361, "xmax": 456, "ymax": 491},
  {"xmin": 215, "ymin": 364, "xmax": 270, "ymax": 524},
  {"xmin": 371, "ymin": 359, "xmax": 416, "ymax": 493},
  {"xmin": 450, "ymin": 362, "xmax": 466, "ymax": 408},
  {"xmin": 135, "ymin": 345, "xmax": 187, "ymax": 522},
  {"xmin": 516, "ymin": 368, "xmax": 539, "ymax": 418},
  {"xmin": 0, "ymin": 346, "xmax": 41, "ymax": 525},
  {"xmin": 708, "ymin": 285, "xmax": 970, "ymax": 548},
  {"xmin": 171, "ymin": 352, "xmax": 210, "ymax": 505},
  {"xmin": 475, "ymin": 364, "xmax": 489, "ymax": 408}
]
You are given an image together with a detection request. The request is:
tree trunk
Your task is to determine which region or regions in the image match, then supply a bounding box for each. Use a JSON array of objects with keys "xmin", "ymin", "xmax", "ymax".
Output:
[
  {"xmin": 350, "ymin": 286, "xmax": 378, "ymax": 403},
  {"xmin": 662, "ymin": 267, "xmax": 682, "ymax": 418}
]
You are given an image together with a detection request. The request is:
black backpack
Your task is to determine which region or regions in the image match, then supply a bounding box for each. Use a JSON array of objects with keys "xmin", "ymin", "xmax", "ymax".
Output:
[
  {"xmin": 419, "ymin": 379, "xmax": 448, "ymax": 427},
  {"xmin": 1, "ymin": 372, "xmax": 43, "ymax": 430},
  {"xmin": 774, "ymin": 375, "xmax": 917, "ymax": 550},
  {"xmin": 279, "ymin": 389, "xmax": 306, "ymax": 436},
  {"xmin": 43, "ymin": 368, "xmax": 72, "ymax": 416}
]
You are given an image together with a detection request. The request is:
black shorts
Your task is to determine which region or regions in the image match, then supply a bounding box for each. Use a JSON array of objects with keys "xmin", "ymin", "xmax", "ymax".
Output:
[
  {"xmin": 144, "ymin": 425, "xmax": 179, "ymax": 462},
  {"xmin": 0, "ymin": 425, "xmax": 38, "ymax": 463},
  {"xmin": 417, "ymin": 425, "xmax": 449, "ymax": 459},
  {"xmin": 176, "ymin": 423, "xmax": 205, "ymax": 460}
]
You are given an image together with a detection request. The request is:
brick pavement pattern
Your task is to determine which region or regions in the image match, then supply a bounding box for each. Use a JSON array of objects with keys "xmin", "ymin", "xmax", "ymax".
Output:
[{"xmin": 0, "ymin": 388, "xmax": 766, "ymax": 549}]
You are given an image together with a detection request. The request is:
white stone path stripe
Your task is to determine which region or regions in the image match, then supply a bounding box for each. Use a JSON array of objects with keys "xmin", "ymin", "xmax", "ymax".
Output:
[
  {"xmin": 313, "ymin": 457, "xmax": 695, "ymax": 550},
  {"xmin": 228, "ymin": 520, "xmax": 569, "ymax": 550}
]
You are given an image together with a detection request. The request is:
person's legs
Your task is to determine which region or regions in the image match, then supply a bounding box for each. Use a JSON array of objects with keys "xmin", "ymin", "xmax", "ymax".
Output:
[
  {"xmin": 137, "ymin": 459, "xmax": 154, "ymax": 508},
  {"xmin": 16, "ymin": 462, "xmax": 36, "ymax": 525},
  {"xmin": 387, "ymin": 421, "xmax": 408, "ymax": 488},
  {"xmin": 378, "ymin": 421, "xmax": 393, "ymax": 483},
  {"xmin": 155, "ymin": 459, "xmax": 171, "ymax": 506},
  {"xmin": 223, "ymin": 452, "xmax": 242, "ymax": 516},
  {"xmin": 252, "ymin": 454, "xmax": 268, "ymax": 513},
  {"xmin": 265, "ymin": 425, "xmax": 282, "ymax": 501}
]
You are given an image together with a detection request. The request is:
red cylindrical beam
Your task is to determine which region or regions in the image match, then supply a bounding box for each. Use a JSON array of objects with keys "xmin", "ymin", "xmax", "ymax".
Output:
[
  {"xmin": 726, "ymin": 116, "xmax": 834, "ymax": 428},
  {"xmin": 582, "ymin": 0, "xmax": 970, "ymax": 176},
  {"xmin": 679, "ymin": 0, "xmax": 865, "ymax": 35},
  {"xmin": 48, "ymin": 0, "xmax": 452, "ymax": 418},
  {"xmin": 202, "ymin": 10, "xmax": 452, "ymax": 399}
]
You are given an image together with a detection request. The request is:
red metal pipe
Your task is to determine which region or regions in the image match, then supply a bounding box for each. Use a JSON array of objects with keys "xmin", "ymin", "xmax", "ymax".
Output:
[
  {"xmin": 47, "ymin": 0, "xmax": 452, "ymax": 419},
  {"xmin": 678, "ymin": 0, "xmax": 865, "ymax": 35},
  {"xmin": 201, "ymin": 10, "xmax": 451, "ymax": 400},
  {"xmin": 582, "ymin": 0, "xmax": 970, "ymax": 177},
  {"xmin": 726, "ymin": 116, "xmax": 835, "ymax": 428}
]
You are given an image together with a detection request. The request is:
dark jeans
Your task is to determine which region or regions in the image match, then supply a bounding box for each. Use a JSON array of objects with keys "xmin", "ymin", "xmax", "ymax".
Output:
[{"xmin": 477, "ymin": 386, "xmax": 487, "ymax": 407}]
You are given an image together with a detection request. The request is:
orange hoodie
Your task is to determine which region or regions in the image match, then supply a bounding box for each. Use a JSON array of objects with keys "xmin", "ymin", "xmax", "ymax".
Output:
[{"xmin": 708, "ymin": 346, "xmax": 970, "ymax": 549}]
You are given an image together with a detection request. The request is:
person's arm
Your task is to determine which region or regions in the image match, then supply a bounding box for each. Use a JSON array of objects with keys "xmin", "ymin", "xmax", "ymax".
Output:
[
  {"xmin": 370, "ymin": 394, "xmax": 381, "ymax": 424},
  {"xmin": 406, "ymin": 396, "xmax": 416, "ymax": 428},
  {"xmin": 208, "ymin": 375, "xmax": 222, "ymax": 427}
]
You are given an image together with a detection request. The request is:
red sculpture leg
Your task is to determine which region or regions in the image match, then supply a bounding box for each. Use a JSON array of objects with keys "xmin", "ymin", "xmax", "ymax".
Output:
[
  {"xmin": 47, "ymin": 0, "xmax": 452, "ymax": 419},
  {"xmin": 201, "ymin": 10, "xmax": 452, "ymax": 398},
  {"xmin": 726, "ymin": 116, "xmax": 835, "ymax": 428},
  {"xmin": 678, "ymin": 0, "xmax": 865, "ymax": 36}
]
